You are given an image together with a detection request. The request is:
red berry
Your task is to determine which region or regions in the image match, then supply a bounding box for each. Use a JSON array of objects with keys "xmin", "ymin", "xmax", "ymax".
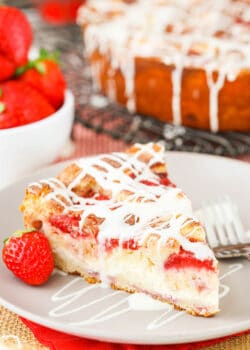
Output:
[
  {"xmin": 38, "ymin": 0, "xmax": 84, "ymax": 25},
  {"xmin": 0, "ymin": 54, "xmax": 16, "ymax": 82},
  {"xmin": 0, "ymin": 81, "xmax": 55, "ymax": 129},
  {"xmin": 39, "ymin": 1, "xmax": 69, "ymax": 25},
  {"xmin": 67, "ymin": 0, "xmax": 85, "ymax": 21},
  {"xmin": 0, "ymin": 6, "xmax": 32, "ymax": 66},
  {"xmin": 19, "ymin": 59, "xmax": 66, "ymax": 109},
  {"xmin": 2, "ymin": 229, "xmax": 54, "ymax": 285}
]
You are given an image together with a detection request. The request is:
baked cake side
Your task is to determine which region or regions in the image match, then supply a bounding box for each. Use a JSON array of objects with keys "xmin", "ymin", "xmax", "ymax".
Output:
[{"xmin": 78, "ymin": 0, "xmax": 250, "ymax": 132}]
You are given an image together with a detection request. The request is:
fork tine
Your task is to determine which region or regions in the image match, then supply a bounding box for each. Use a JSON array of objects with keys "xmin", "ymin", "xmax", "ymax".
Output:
[
  {"xmin": 211, "ymin": 202, "xmax": 229, "ymax": 246},
  {"xmin": 207, "ymin": 208, "xmax": 222, "ymax": 247},
  {"xmin": 219, "ymin": 198, "xmax": 239, "ymax": 245},
  {"xmin": 225, "ymin": 196, "xmax": 246, "ymax": 243},
  {"xmin": 196, "ymin": 198, "xmax": 249, "ymax": 259},
  {"xmin": 197, "ymin": 203, "xmax": 218, "ymax": 247}
]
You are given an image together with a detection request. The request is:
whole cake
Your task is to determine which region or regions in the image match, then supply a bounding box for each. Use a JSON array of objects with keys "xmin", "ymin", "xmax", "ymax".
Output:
[
  {"xmin": 21, "ymin": 143, "xmax": 219, "ymax": 316},
  {"xmin": 78, "ymin": 0, "xmax": 250, "ymax": 132}
]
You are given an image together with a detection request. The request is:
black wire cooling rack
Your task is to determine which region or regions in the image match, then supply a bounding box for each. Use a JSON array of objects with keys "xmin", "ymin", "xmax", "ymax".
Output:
[{"xmin": 7, "ymin": 3, "xmax": 250, "ymax": 156}]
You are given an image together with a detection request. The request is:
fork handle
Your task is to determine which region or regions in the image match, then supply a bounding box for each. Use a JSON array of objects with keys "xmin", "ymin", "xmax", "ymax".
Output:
[
  {"xmin": 215, "ymin": 251, "xmax": 250, "ymax": 260},
  {"xmin": 213, "ymin": 243, "xmax": 250, "ymax": 260}
]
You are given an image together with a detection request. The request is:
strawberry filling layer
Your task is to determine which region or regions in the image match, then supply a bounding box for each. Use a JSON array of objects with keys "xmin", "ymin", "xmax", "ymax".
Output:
[
  {"xmin": 49, "ymin": 216, "xmax": 214, "ymax": 272},
  {"xmin": 49, "ymin": 214, "xmax": 87, "ymax": 239},
  {"xmin": 159, "ymin": 175, "xmax": 176, "ymax": 187},
  {"xmin": 49, "ymin": 214, "xmax": 140, "ymax": 250},
  {"xmin": 164, "ymin": 248, "xmax": 215, "ymax": 271},
  {"xmin": 105, "ymin": 238, "xmax": 139, "ymax": 252},
  {"xmin": 49, "ymin": 214, "xmax": 80, "ymax": 233},
  {"xmin": 139, "ymin": 175, "xmax": 175, "ymax": 188},
  {"xmin": 95, "ymin": 194, "xmax": 110, "ymax": 200}
]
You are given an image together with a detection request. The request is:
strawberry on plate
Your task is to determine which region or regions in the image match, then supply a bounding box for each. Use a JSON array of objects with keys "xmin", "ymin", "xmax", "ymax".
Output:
[
  {"xmin": 0, "ymin": 54, "xmax": 16, "ymax": 82},
  {"xmin": 0, "ymin": 6, "xmax": 32, "ymax": 66},
  {"xmin": 0, "ymin": 80, "xmax": 55, "ymax": 129},
  {"xmin": 2, "ymin": 229, "xmax": 54, "ymax": 286},
  {"xmin": 17, "ymin": 49, "xmax": 66, "ymax": 109}
]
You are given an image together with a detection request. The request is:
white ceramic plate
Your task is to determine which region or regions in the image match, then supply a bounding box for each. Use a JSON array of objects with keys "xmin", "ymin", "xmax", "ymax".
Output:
[{"xmin": 0, "ymin": 152, "xmax": 250, "ymax": 345}]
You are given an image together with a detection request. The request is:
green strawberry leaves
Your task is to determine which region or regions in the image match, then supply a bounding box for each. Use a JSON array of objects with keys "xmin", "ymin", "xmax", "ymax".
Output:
[
  {"xmin": 0, "ymin": 88, "xmax": 4, "ymax": 114},
  {"xmin": 3, "ymin": 228, "xmax": 36, "ymax": 245},
  {"xmin": 0, "ymin": 102, "xmax": 5, "ymax": 114},
  {"xmin": 15, "ymin": 48, "xmax": 60, "ymax": 76}
]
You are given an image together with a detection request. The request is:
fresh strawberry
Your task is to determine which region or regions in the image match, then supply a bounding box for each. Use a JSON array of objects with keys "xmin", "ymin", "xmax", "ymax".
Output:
[
  {"xmin": 38, "ymin": 0, "xmax": 69, "ymax": 25},
  {"xmin": 67, "ymin": 0, "xmax": 85, "ymax": 22},
  {"xmin": 0, "ymin": 6, "xmax": 32, "ymax": 66},
  {"xmin": 0, "ymin": 54, "xmax": 16, "ymax": 81},
  {"xmin": 17, "ymin": 49, "xmax": 66, "ymax": 109},
  {"xmin": 38, "ymin": 0, "xmax": 84, "ymax": 25},
  {"xmin": 0, "ymin": 80, "xmax": 55, "ymax": 129},
  {"xmin": 2, "ymin": 229, "xmax": 54, "ymax": 285}
]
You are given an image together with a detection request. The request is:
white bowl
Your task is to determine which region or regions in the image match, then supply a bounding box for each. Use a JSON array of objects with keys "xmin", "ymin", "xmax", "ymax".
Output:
[{"xmin": 0, "ymin": 89, "xmax": 74, "ymax": 189}]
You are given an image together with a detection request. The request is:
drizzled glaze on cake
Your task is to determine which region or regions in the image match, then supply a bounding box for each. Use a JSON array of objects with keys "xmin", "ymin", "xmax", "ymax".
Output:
[
  {"xmin": 29, "ymin": 143, "xmax": 214, "ymax": 262},
  {"xmin": 78, "ymin": 0, "xmax": 250, "ymax": 132}
]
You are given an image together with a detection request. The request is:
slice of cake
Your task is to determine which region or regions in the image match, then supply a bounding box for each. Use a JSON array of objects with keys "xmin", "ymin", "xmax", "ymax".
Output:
[{"xmin": 21, "ymin": 143, "xmax": 219, "ymax": 316}]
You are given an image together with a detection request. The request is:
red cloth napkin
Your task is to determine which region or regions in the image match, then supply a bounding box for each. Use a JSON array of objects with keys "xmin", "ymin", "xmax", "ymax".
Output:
[{"xmin": 20, "ymin": 317, "xmax": 250, "ymax": 350}]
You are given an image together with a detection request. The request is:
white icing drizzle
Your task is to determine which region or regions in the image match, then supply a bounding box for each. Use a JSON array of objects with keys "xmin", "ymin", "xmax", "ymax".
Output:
[
  {"xmin": 171, "ymin": 64, "xmax": 183, "ymax": 126},
  {"xmin": 170, "ymin": 40, "xmax": 192, "ymax": 125},
  {"xmin": 90, "ymin": 94, "xmax": 109, "ymax": 109},
  {"xmin": 206, "ymin": 68, "xmax": 226, "ymax": 132},
  {"xmin": 78, "ymin": 0, "xmax": 250, "ymax": 132},
  {"xmin": 120, "ymin": 55, "xmax": 136, "ymax": 112},
  {"xmin": 28, "ymin": 143, "xmax": 215, "ymax": 265}
]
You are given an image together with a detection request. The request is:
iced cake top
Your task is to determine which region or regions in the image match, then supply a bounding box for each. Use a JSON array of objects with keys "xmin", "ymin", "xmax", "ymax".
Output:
[{"xmin": 27, "ymin": 143, "xmax": 215, "ymax": 261}]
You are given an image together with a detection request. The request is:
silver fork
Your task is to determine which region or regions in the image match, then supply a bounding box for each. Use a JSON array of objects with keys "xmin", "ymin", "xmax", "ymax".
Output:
[{"xmin": 195, "ymin": 197, "xmax": 250, "ymax": 260}]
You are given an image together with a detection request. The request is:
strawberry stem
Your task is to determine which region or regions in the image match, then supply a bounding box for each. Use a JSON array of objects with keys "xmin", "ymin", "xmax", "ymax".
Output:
[
  {"xmin": 3, "ymin": 228, "xmax": 36, "ymax": 245},
  {"xmin": 36, "ymin": 62, "xmax": 46, "ymax": 74},
  {"xmin": 15, "ymin": 48, "xmax": 60, "ymax": 76},
  {"xmin": 13, "ymin": 228, "xmax": 35, "ymax": 237},
  {"xmin": 0, "ymin": 102, "xmax": 5, "ymax": 114},
  {"xmin": 3, "ymin": 237, "xmax": 9, "ymax": 245}
]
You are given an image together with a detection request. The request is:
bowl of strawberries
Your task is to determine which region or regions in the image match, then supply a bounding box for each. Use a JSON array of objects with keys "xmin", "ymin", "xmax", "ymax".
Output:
[{"xmin": 0, "ymin": 6, "xmax": 74, "ymax": 189}]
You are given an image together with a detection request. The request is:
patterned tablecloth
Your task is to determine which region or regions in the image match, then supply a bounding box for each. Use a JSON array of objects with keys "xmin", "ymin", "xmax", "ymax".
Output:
[{"xmin": 0, "ymin": 123, "xmax": 249, "ymax": 350}]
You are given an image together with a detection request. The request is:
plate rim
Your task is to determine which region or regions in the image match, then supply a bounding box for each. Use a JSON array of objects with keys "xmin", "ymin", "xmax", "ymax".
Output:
[
  {"xmin": 0, "ymin": 151, "xmax": 250, "ymax": 344},
  {"xmin": 2, "ymin": 150, "xmax": 250, "ymax": 192},
  {"xmin": 0, "ymin": 294, "xmax": 249, "ymax": 345},
  {"xmin": 0, "ymin": 147, "xmax": 250, "ymax": 194}
]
